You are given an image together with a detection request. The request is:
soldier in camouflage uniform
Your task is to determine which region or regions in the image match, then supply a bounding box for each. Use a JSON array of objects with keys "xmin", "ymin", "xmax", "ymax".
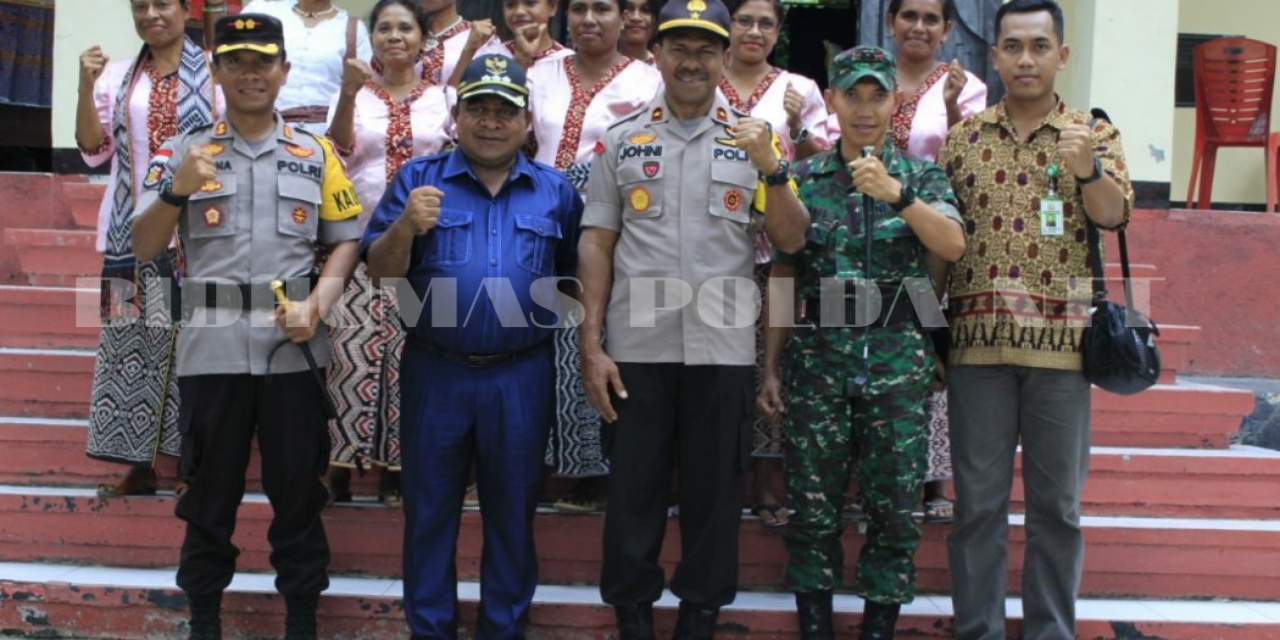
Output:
[{"xmin": 757, "ymin": 46, "xmax": 966, "ymax": 640}]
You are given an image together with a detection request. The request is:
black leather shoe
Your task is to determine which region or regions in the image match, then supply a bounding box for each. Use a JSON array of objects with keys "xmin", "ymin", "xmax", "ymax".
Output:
[
  {"xmin": 795, "ymin": 591, "xmax": 834, "ymax": 640},
  {"xmin": 187, "ymin": 593, "xmax": 222, "ymax": 640},
  {"xmin": 615, "ymin": 603, "xmax": 656, "ymax": 640},
  {"xmin": 859, "ymin": 600, "xmax": 900, "ymax": 640},
  {"xmin": 672, "ymin": 601, "xmax": 719, "ymax": 640}
]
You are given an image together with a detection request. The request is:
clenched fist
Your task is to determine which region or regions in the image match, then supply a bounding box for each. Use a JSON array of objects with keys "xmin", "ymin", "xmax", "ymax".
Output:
[
  {"xmin": 783, "ymin": 81, "xmax": 804, "ymax": 135},
  {"xmin": 79, "ymin": 46, "xmax": 110, "ymax": 90},
  {"xmin": 170, "ymin": 146, "xmax": 218, "ymax": 197},
  {"xmin": 1058, "ymin": 123, "xmax": 1097, "ymax": 180},
  {"xmin": 850, "ymin": 155, "xmax": 904, "ymax": 205},
  {"xmin": 399, "ymin": 186, "xmax": 444, "ymax": 235},
  {"xmin": 465, "ymin": 19, "xmax": 497, "ymax": 51},
  {"xmin": 341, "ymin": 58, "xmax": 373, "ymax": 97},
  {"xmin": 942, "ymin": 58, "xmax": 968, "ymax": 109},
  {"xmin": 732, "ymin": 117, "xmax": 781, "ymax": 175}
]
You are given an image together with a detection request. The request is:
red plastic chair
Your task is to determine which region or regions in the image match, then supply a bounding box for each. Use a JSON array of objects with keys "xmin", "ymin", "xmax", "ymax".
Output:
[{"xmin": 1185, "ymin": 37, "xmax": 1277, "ymax": 211}]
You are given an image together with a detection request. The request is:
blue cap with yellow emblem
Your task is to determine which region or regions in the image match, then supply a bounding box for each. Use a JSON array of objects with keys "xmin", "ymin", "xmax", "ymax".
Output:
[
  {"xmin": 457, "ymin": 54, "xmax": 530, "ymax": 109},
  {"xmin": 213, "ymin": 14, "xmax": 285, "ymax": 57},
  {"xmin": 657, "ymin": 0, "xmax": 732, "ymax": 42}
]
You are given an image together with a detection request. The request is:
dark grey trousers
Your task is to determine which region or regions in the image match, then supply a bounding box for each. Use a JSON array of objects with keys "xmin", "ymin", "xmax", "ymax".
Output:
[{"xmin": 946, "ymin": 365, "xmax": 1092, "ymax": 640}]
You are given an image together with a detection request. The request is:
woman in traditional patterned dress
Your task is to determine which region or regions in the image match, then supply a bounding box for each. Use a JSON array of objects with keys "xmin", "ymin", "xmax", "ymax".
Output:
[
  {"xmin": 238, "ymin": 0, "xmax": 373, "ymax": 124},
  {"xmin": 322, "ymin": 0, "xmax": 455, "ymax": 507},
  {"xmin": 417, "ymin": 0, "xmax": 566, "ymax": 88},
  {"xmin": 617, "ymin": 0, "xmax": 660, "ymax": 64},
  {"xmin": 722, "ymin": 0, "xmax": 831, "ymax": 528},
  {"xmin": 76, "ymin": 0, "xmax": 221, "ymax": 496},
  {"xmin": 882, "ymin": 0, "xmax": 986, "ymax": 523},
  {"xmin": 526, "ymin": 0, "xmax": 662, "ymax": 512}
]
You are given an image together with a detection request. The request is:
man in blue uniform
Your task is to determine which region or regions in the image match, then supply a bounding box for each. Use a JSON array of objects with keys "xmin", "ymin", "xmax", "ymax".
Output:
[{"xmin": 362, "ymin": 54, "xmax": 584, "ymax": 640}]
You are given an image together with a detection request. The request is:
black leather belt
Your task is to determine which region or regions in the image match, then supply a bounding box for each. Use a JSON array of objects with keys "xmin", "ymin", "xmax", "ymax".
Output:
[
  {"xmin": 409, "ymin": 335, "xmax": 549, "ymax": 369},
  {"xmin": 184, "ymin": 277, "xmax": 317, "ymax": 313}
]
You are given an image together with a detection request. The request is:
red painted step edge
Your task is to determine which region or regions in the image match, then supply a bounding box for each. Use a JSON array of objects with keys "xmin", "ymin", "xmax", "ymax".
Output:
[
  {"xmin": 2, "ymin": 495, "xmax": 1279, "ymax": 600},
  {"xmin": 3, "ymin": 228, "xmax": 100, "ymax": 280},
  {"xmin": 0, "ymin": 287, "xmax": 101, "ymax": 349}
]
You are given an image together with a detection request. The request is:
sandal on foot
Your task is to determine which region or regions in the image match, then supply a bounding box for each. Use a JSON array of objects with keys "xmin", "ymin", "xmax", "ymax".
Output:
[
  {"xmin": 923, "ymin": 496, "xmax": 954, "ymax": 524},
  {"xmin": 323, "ymin": 469, "xmax": 353, "ymax": 506},
  {"xmin": 553, "ymin": 483, "xmax": 607, "ymax": 513},
  {"xmin": 753, "ymin": 503, "xmax": 791, "ymax": 528},
  {"xmin": 463, "ymin": 484, "xmax": 480, "ymax": 508},
  {"xmin": 96, "ymin": 467, "xmax": 158, "ymax": 497},
  {"xmin": 378, "ymin": 471, "xmax": 402, "ymax": 509}
]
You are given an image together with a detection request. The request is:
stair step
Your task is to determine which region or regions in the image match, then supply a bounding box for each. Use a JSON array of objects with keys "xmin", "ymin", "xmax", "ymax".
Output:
[
  {"xmin": 0, "ymin": 286, "xmax": 100, "ymax": 350},
  {"xmin": 3, "ymin": 418, "xmax": 1278, "ymax": 518},
  {"xmin": 1, "ymin": 561, "xmax": 1278, "ymax": 639},
  {"xmin": 2, "ymin": 486, "xmax": 1279, "ymax": 600},
  {"xmin": 1091, "ymin": 381, "xmax": 1255, "ymax": 448},
  {"xmin": 0, "ymin": 349, "xmax": 94, "ymax": 418},
  {"xmin": 61, "ymin": 182, "xmax": 105, "ymax": 230},
  {"xmin": 3, "ymin": 229, "xmax": 99, "ymax": 284}
]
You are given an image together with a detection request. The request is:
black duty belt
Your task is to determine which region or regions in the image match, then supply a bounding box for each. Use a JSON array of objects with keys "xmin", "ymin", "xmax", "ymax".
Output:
[
  {"xmin": 802, "ymin": 282, "xmax": 920, "ymax": 329},
  {"xmin": 408, "ymin": 334, "xmax": 549, "ymax": 369},
  {"xmin": 185, "ymin": 277, "xmax": 318, "ymax": 312}
]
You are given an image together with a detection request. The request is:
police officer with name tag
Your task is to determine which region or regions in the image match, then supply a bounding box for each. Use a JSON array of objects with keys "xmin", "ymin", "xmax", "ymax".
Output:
[
  {"xmin": 577, "ymin": 0, "xmax": 810, "ymax": 636},
  {"xmin": 131, "ymin": 14, "xmax": 363, "ymax": 640}
]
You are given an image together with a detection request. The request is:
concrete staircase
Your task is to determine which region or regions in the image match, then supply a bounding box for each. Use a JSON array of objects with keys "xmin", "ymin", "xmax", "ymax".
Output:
[{"xmin": 0, "ymin": 174, "xmax": 1273, "ymax": 639}]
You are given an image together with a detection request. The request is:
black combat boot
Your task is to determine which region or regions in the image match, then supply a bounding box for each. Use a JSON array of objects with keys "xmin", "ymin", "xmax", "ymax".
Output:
[
  {"xmin": 672, "ymin": 601, "xmax": 718, "ymax": 640},
  {"xmin": 795, "ymin": 591, "xmax": 835, "ymax": 640},
  {"xmin": 859, "ymin": 600, "xmax": 900, "ymax": 640},
  {"xmin": 284, "ymin": 594, "xmax": 319, "ymax": 639},
  {"xmin": 187, "ymin": 592, "xmax": 222, "ymax": 640},
  {"xmin": 615, "ymin": 603, "xmax": 656, "ymax": 640}
]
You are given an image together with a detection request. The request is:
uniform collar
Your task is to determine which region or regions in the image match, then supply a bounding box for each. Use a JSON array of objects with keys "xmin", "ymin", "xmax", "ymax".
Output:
[
  {"xmin": 979, "ymin": 95, "xmax": 1071, "ymax": 134},
  {"xmin": 442, "ymin": 146, "xmax": 534, "ymax": 185},
  {"xmin": 648, "ymin": 90, "xmax": 738, "ymax": 139},
  {"xmin": 214, "ymin": 114, "xmax": 295, "ymax": 157}
]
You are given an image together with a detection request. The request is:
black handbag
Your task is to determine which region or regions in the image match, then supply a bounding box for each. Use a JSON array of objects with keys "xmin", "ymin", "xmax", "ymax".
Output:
[{"xmin": 1081, "ymin": 222, "xmax": 1160, "ymax": 395}]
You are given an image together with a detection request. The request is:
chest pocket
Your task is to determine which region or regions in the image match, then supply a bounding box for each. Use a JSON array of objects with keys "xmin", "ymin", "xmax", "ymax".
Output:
[
  {"xmin": 277, "ymin": 175, "xmax": 322, "ymax": 240},
  {"xmin": 514, "ymin": 215, "xmax": 562, "ymax": 276},
  {"xmin": 617, "ymin": 160, "xmax": 663, "ymax": 220},
  {"xmin": 710, "ymin": 161, "xmax": 757, "ymax": 225},
  {"xmin": 186, "ymin": 173, "xmax": 238, "ymax": 240},
  {"xmin": 426, "ymin": 208, "xmax": 474, "ymax": 266}
]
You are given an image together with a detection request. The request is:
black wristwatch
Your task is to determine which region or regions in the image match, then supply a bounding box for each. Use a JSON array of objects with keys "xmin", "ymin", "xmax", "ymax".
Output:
[
  {"xmin": 1077, "ymin": 157, "xmax": 1103, "ymax": 185},
  {"xmin": 890, "ymin": 184, "xmax": 916, "ymax": 212},
  {"xmin": 159, "ymin": 178, "xmax": 190, "ymax": 207},
  {"xmin": 763, "ymin": 159, "xmax": 792, "ymax": 186}
]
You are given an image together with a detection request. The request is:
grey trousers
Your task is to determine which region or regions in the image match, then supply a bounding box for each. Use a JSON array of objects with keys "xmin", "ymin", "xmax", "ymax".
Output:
[{"xmin": 946, "ymin": 365, "xmax": 1091, "ymax": 640}]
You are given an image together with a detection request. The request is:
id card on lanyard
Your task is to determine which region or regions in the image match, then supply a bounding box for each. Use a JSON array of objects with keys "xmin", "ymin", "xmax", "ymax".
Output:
[{"xmin": 1041, "ymin": 163, "xmax": 1065, "ymax": 237}]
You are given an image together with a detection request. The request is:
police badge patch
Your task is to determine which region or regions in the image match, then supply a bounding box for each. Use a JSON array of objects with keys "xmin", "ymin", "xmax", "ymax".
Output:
[{"xmin": 143, "ymin": 149, "xmax": 173, "ymax": 189}]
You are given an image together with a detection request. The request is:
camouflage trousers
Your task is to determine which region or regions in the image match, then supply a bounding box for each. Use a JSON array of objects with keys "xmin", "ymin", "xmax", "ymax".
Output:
[{"xmin": 782, "ymin": 377, "xmax": 929, "ymax": 603}]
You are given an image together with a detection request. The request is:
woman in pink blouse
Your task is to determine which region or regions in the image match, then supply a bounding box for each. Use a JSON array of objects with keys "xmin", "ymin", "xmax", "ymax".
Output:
[
  {"xmin": 75, "ymin": 0, "xmax": 222, "ymax": 497},
  {"xmin": 323, "ymin": 0, "xmax": 454, "ymax": 507},
  {"xmin": 526, "ymin": 0, "xmax": 661, "ymax": 511}
]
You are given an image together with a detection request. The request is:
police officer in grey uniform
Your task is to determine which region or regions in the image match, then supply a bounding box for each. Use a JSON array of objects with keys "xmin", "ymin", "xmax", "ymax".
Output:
[
  {"xmin": 131, "ymin": 14, "xmax": 363, "ymax": 640},
  {"xmin": 577, "ymin": 0, "xmax": 810, "ymax": 636}
]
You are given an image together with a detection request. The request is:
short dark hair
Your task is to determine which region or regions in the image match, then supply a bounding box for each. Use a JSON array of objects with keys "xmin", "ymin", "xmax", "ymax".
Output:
[
  {"xmin": 995, "ymin": 0, "xmax": 1064, "ymax": 43},
  {"xmin": 887, "ymin": 0, "xmax": 953, "ymax": 23},
  {"xmin": 369, "ymin": 0, "xmax": 428, "ymax": 35},
  {"xmin": 725, "ymin": 0, "xmax": 787, "ymax": 24}
]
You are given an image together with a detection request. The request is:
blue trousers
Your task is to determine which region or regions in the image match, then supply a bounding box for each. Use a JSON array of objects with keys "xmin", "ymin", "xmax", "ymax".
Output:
[{"xmin": 400, "ymin": 343, "xmax": 553, "ymax": 639}]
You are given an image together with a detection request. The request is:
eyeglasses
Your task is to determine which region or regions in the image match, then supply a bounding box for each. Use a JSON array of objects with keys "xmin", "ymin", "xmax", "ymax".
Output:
[{"xmin": 732, "ymin": 15, "xmax": 778, "ymax": 33}]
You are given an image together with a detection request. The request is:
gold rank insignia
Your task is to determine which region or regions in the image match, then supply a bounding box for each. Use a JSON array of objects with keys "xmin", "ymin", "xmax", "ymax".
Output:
[
  {"xmin": 199, "ymin": 180, "xmax": 223, "ymax": 193},
  {"xmin": 283, "ymin": 124, "xmax": 294, "ymax": 140},
  {"xmin": 284, "ymin": 144, "xmax": 315, "ymax": 158},
  {"xmin": 688, "ymin": 0, "xmax": 707, "ymax": 19},
  {"xmin": 723, "ymin": 189, "xmax": 743, "ymax": 212},
  {"xmin": 715, "ymin": 107, "xmax": 728, "ymax": 122},
  {"xmin": 202, "ymin": 143, "xmax": 225, "ymax": 156},
  {"xmin": 651, "ymin": 107, "xmax": 664, "ymax": 121},
  {"xmin": 214, "ymin": 121, "xmax": 228, "ymax": 136},
  {"xmin": 628, "ymin": 132, "xmax": 658, "ymax": 144},
  {"xmin": 629, "ymin": 186, "xmax": 651, "ymax": 211},
  {"xmin": 203, "ymin": 205, "xmax": 223, "ymax": 227},
  {"xmin": 234, "ymin": 18, "xmax": 257, "ymax": 30}
]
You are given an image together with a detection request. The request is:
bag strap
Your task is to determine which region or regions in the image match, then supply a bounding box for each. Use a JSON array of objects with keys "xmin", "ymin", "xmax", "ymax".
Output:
[
  {"xmin": 345, "ymin": 16, "xmax": 358, "ymax": 61},
  {"xmin": 1082, "ymin": 115, "xmax": 1136, "ymax": 313}
]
